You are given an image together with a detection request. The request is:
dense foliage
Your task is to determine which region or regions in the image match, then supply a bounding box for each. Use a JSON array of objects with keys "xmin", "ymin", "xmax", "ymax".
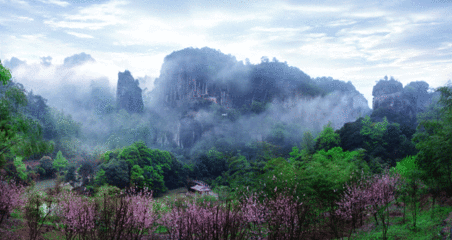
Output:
[
  {"xmin": 2, "ymin": 53, "xmax": 452, "ymax": 239},
  {"xmin": 0, "ymin": 61, "xmax": 54, "ymax": 170},
  {"xmin": 96, "ymin": 141, "xmax": 185, "ymax": 196}
]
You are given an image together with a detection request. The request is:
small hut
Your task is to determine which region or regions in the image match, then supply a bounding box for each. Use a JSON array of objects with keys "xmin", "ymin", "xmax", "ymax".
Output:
[
  {"xmin": 188, "ymin": 179, "xmax": 218, "ymax": 199},
  {"xmin": 190, "ymin": 184, "xmax": 212, "ymax": 195}
]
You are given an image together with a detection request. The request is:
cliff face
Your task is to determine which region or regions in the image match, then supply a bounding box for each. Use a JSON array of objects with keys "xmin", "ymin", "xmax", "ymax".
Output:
[
  {"xmin": 151, "ymin": 47, "xmax": 374, "ymax": 149},
  {"xmin": 155, "ymin": 48, "xmax": 236, "ymax": 110},
  {"xmin": 372, "ymin": 77, "xmax": 436, "ymax": 126},
  {"xmin": 116, "ymin": 70, "xmax": 144, "ymax": 114}
]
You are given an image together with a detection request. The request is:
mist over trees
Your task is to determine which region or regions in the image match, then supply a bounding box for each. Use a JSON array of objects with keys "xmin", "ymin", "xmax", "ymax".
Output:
[
  {"xmin": 2, "ymin": 47, "xmax": 452, "ymax": 239},
  {"xmin": 0, "ymin": 47, "xmax": 449, "ymax": 198}
]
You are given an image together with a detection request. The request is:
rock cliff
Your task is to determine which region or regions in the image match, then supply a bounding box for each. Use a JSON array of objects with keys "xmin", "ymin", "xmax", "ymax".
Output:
[
  {"xmin": 116, "ymin": 70, "xmax": 144, "ymax": 114},
  {"xmin": 154, "ymin": 47, "xmax": 236, "ymax": 110},
  {"xmin": 151, "ymin": 47, "xmax": 374, "ymax": 149},
  {"xmin": 371, "ymin": 76, "xmax": 437, "ymax": 126}
]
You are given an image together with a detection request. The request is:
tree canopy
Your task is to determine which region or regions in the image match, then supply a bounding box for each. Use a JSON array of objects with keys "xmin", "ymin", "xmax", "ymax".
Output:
[
  {"xmin": 413, "ymin": 86, "xmax": 452, "ymax": 194},
  {"xmin": 0, "ymin": 61, "xmax": 53, "ymax": 170}
]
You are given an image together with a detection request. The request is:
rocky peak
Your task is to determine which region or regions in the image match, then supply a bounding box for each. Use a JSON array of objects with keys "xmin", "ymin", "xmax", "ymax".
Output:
[
  {"xmin": 372, "ymin": 76, "xmax": 403, "ymax": 98},
  {"xmin": 372, "ymin": 77, "xmax": 436, "ymax": 125},
  {"xmin": 116, "ymin": 70, "xmax": 144, "ymax": 114}
]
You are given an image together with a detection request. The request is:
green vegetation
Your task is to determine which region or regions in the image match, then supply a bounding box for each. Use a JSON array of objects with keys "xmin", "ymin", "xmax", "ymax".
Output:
[
  {"xmin": 52, "ymin": 151, "xmax": 67, "ymax": 173},
  {"xmin": 0, "ymin": 61, "xmax": 54, "ymax": 171},
  {"xmin": 1, "ymin": 56, "xmax": 452, "ymax": 239}
]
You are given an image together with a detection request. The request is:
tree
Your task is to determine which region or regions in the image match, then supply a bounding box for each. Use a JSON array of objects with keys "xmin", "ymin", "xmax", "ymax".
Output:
[
  {"xmin": 0, "ymin": 60, "xmax": 12, "ymax": 85},
  {"xmin": 26, "ymin": 92, "xmax": 57, "ymax": 140},
  {"xmin": 413, "ymin": 86, "xmax": 452, "ymax": 196},
  {"xmin": 0, "ymin": 61, "xmax": 54, "ymax": 169},
  {"xmin": 94, "ymin": 168, "xmax": 107, "ymax": 187},
  {"xmin": 314, "ymin": 122, "xmax": 340, "ymax": 152},
  {"xmin": 335, "ymin": 168, "xmax": 400, "ymax": 240},
  {"xmin": 53, "ymin": 150, "xmax": 68, "ymax": 173},
  {"xmin": 300, "ymin": 131, "xmax": 315, "ymax": 154},
  {"xmin": 100, "ymin": 159, "xmax": 130, "ymax": 189},
  {"xmin": 335, "ymin": 170, "xmax": 373, "ymax": 238},
  {"xmin": 366, "ymin": 169, "xmax": 400, "ymax": 240},
  {"xmin": 299, "ymin": 147, "xmax": 370, "ymax": 238},
  {"xmin": 360, "ymin": 115, "xmax": 388, "ymax": 151},
  {"xmin": 266, "ymin": 122, "xmax": 287, "ymax": 146},
  {"xmin": 337, "ymin": 119, "xmax": 365, "ymax": 152},
  {"xmin": 390, "ymin": 155, "xmax": 418, "ymax": 222},
  {"xmin": 78, "ymin": 160, "xmax": 95, "ymax": 185},
  {"xmin": 130, "ymin": 165, "xmax": 145, "ymax": 189},
  {"xmin": 38, "ymin": 156, "xmax": 55, "ymax": 179},
  {"xmin": 65, "ymin": 164, "xmax": 76, "ymax": 183},
  {"xmin": 250, "ymin": 100, "xmax": 267, "ymax": 114},
  {"xmin": 13, "ymin": 156, "xmax": 28, "ymax": 182},
  {"xmin": 0, "ymin": 176, "xmax": 25, "ymax": 226}
]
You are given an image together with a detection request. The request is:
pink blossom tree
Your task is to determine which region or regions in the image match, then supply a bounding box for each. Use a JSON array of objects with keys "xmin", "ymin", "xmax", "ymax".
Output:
[
  {"xmin": 335, "ymin": 171, "xmax": 372, "ymax": 239},
  {"xmin": 262, "ymin": 190, "xmax": 312, "ymax": 239},
  {"xmin": 24, "ymin": 191, "xmax": 56, "ymax": 240},
  {"xmin": 366, "ymin": 168, "xmax": 400, "ymax": 240},
  {"xmin": 158, "ymin": 197, "xmax": 249, "ymax": 240},
  {"xmin": 121, "ymin": 187, "xmax": 158, "ymax": 240},
  {"xmin": 56, "ymin": 190, "xmax": 96, "ymax": 240},
  {"xmin": 55, "ymin": 186, "xmax": 157, "ymax": 240},
  {"xmin": 335, "ymin": 168, "xmax": 400, "ymax": 240},
  {"xmin": 0, "ymin": 176, "xmax": 25, "ymax": 226}
]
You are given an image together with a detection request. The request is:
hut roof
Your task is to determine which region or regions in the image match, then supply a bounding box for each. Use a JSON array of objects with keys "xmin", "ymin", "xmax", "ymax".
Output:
[{"xmin": 191, "ymin": 185, "xmax": 211, "ymax": 192}]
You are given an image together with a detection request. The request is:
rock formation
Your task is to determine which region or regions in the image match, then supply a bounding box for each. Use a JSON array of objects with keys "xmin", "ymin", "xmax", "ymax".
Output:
[
  {"xmin": 151, "ymin": 47, "xmax": 375, "ymax": 149},
  {"xmin": 63, "ymin": 52, "xmax": 95, "ymax": 68},
  {"xmin": 155, "ymin": 48, "xmax": 235, "ymax": 110},
  {"xmin": 371, "ymin": 76, "xmax": 437, "ymax": 126},
  {"xmin": 116, "ymin": 70, "xmax": 144, "ymax": 114}
]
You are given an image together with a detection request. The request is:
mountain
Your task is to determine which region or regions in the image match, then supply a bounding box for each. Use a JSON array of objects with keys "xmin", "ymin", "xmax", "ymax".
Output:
[
  {"xmin": 371, "ymin": 76, "xmax": 439, "ymax": 128},
  {"xmin": 116, "ymin": 70, "xmax": 144, "ymax": 114},
  {"xmin": 148, "ymin": 47, "xmax": 371, "ymax": 149}
]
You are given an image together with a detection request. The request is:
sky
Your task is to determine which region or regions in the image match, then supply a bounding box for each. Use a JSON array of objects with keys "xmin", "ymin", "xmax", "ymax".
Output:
[{"xmin": 1, "ymin": 0, "xmax": 452, "ymax": 109}]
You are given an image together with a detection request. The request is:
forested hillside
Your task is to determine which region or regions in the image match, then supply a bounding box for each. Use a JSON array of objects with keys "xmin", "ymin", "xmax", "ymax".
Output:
[{"xmin": 1, "ymin": 50, "xmax": 452, "ymax": 239}]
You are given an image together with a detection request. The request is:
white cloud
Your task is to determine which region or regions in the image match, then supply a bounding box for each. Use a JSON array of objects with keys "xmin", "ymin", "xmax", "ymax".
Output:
[
  {"xmin": 44, "ymin": 0, "xmax": 127, "ymax": 30},
  {"xmin": 251, "ymin": 26, "xmax": 311, "ymax": 33},
  {"xmin": 326, "ymin": 19, "xmax": 357, "ymax": 27},
  {"xmin": 21, "ymin": 34, "xmax": 46, "ymax": 41},
  {"xmin": 15, "ymin": 0, "xmax": 29, "ymax": 6},
  {"xmin": 345, "ymin": 10, "xmax": 388, "ymax": 18},
  {"xmin": 437, "ymin": 42, "xmax": 452, "ymax": 50},
  {"xmin": 44, "ymin": 20, "xmax": 114, "ymax": 30},
  {"xmin": 189, "ymin": 10, "xmax": 268, "ymax": 28},
  {"xmin": 280, "ymin": 4, "xmax": 349, "ymax": 13},
  {"xmin": 298, "ymin": 41, "xmax": 365, "ymax": 60},
  {"xmin": 17, "ymin": 16, "xmax": 34, "ymax": 21},
  {"xmin": 38, "ymin": 0, "xmax": 70, "ymax": 7},
  {"xmin": 66, "ymin": 31, "xmax": 94, "ymax": 39}
]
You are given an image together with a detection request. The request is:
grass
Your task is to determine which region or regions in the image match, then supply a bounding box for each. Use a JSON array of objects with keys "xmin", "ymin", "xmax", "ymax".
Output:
[{"xmin": 332, "ymin": 196, "xmax": 452, "ymax": 240}]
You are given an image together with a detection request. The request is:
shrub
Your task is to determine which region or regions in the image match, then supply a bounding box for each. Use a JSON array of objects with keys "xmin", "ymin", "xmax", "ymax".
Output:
[
  {"xmin": 38, "ymin": 156, "xmax": 55, "ymax": 179},
  {"xmin": 24, "ymin": 191, "xmax": 55, "ymax": 240},
  {"xmin": 100, "ymin": 159, "xmax": 130, "ymax": 189},
  {"xmin": 94, "ymin": 185, "xmax": 121, "ymax": 199},
  {"xmin": 65, "ymin": 164, "xmax": 76, "ymax": 183},
  {"xmin": 53, "ymin": 150, "xmax": 68, "ymax": 172}
]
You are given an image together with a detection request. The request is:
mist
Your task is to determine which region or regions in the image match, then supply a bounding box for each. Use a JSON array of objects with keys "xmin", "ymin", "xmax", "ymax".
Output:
[{"xmin": 3, "ymin": 47, "xmax": 372, "ymax": 163}]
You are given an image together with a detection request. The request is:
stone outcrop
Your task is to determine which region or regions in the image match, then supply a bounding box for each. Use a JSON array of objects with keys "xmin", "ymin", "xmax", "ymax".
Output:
[
  {"xmin": 116, "ymin": 70, "xmax": 144, "ymax": 114},
  {"xmin": 159, "ymin": 69, "xmax": 233, "ymax": 109},
  {"xmin": 372, "ymin": 77, "xmax": 437, "ymax": 125},
  {"xmin": 151, "ymin": 47, "xmax": 376, "ymax": 148}
]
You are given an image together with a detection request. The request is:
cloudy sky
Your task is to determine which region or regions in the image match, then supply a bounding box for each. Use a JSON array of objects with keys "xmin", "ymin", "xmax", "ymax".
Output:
[{"xmin": 1, "ymin": 0, "xmax": 451, "ymax": 109}]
